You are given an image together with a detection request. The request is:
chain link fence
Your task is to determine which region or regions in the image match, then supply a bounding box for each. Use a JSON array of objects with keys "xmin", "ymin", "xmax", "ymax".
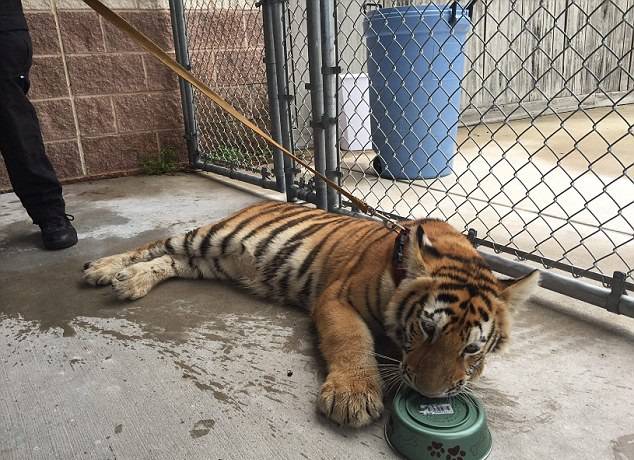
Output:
[
  {"xmin": 329, "ymin": 0, "xmax": 634, "ymax": 298},
  {"xmin": 170, "ymin": 0, "xmax": 634, "ymax": 313}
]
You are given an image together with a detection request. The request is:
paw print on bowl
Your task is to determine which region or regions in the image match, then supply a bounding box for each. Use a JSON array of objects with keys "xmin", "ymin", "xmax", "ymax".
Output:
[
  {"xmin": 427, "ymin": 441, "xmax": 445, "ymax": 457},
  {"xmin": 446, "ymin": 445, "xmax": 466, "ymax": 460}
]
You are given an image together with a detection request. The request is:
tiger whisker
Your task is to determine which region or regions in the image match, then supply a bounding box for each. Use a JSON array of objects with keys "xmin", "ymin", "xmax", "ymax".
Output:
[
  {"xmin": 379, "ymin": 372, "xmax": 403, "ymax": 381},
  {"xmin": 368, "ymin": 353, "xmax": 401, "ymax": 363},
  {"xmin": 375, "ymin": 366, "xmax": 401, "ymax": 372},
  {"xmin": 342, "ymin": 346, "xmax": 401, "ymax": 359},
  {"xmin": 379, "ymin": 372, "xmax": 402, "ymax": 379},
  {"xmin": 382, "ymin": 378, "xmax": 400, "ymax": 392},
  {"xmin": 382, "ymin": 371, "xmax": 401, "ymax": 382},
  {"xmin": 385, "ymin": 376, "xmax": 404, "ymax": 395},
  {"xmin": 381, "ymin": 368, "xmax": 402, "ymax": 379},
  {"xmin": 345, "ymin": 349, "xmax": 401, "ymax": 363},
  {"xmin": 350, "ymin": 363, "xmax": 400, "ymax": 370},
  {"xmin": 386, "ymin": 371, "xmax": 403, "ymax": 387}
]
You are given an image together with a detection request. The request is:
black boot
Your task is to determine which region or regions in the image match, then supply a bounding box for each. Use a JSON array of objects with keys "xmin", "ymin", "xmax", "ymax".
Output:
[{"xmin": 39, "ymin": 214, "xmax": 78, "ymax": 250}]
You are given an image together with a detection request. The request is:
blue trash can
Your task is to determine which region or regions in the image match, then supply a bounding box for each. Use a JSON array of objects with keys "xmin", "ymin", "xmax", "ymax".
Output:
[{"xmin": 364, "ymin": 4, "xmax": 470, "ymax": 179}]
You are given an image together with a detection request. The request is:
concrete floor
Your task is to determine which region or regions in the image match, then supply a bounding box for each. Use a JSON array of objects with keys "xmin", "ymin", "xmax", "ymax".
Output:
[{"xmin": 1, "ymin": 173, "xmax": 633, "ymax": 460}]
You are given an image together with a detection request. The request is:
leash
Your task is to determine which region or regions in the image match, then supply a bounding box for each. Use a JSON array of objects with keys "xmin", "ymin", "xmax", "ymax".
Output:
[{"xmin": 82, "ymin": 0, "xmax": 406, "ymax": 233}]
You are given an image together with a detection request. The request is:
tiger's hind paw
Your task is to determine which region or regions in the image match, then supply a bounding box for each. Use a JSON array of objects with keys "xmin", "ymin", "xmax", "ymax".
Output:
[{"xmin": 318, "ymin": 371, "xmax": 384, "ymax": 428}]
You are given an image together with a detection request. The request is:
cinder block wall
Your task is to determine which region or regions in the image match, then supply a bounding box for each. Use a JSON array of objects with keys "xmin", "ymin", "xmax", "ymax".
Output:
[{"xmin": 0, "ymin": 0, "xmax": 188, "ymax": 191}]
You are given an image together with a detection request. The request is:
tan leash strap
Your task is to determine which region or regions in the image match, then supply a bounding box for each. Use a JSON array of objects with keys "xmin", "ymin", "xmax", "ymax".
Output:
[{"xmin": 82, "ymin": 0, "xmax": 405, "ymax": 232}]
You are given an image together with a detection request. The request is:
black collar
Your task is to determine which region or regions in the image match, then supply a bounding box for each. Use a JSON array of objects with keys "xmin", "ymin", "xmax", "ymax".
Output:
[{"xmin": 391, "ymin": 229, "xmax": 409, "ymax": 286}]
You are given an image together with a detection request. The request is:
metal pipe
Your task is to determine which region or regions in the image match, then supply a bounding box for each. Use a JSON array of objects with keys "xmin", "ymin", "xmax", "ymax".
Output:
[
  {"xmin": 261, "ymin": 0, "xmax": 287, "ymax": 194},
  {"xmin": 481, "ymin": 252, "xmax": 634, "ymax": 319},
  {"xmin": 281, "ymin": 3, "xmax": 299, "ymax": 181},
  {"xmin": 270, "ymin": 0, "xmax": 297, "ymax": 201},
  {"xmin": 475, "ymin": 238, "xmax": 634, "ymax": 292},
  {"xmin": 320, "ymin": 0, "xmax": 340, "ymax": 211},
  {"xmin": 306, "ymin": 0, "xmax": 329, "ymax": 210},
  {"xmin": 168, "ymin": 0, "xmax": 197, "ymax": 165},
  {"xmin": 195, "ymin": 161, "xmax": 280, "ymax": 191},
  {"xmin": 331, "ymin": 205, "xmax": 634, "ymax": 318}
]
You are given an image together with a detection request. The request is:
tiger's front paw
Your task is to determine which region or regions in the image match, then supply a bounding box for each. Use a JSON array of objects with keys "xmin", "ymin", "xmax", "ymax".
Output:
[
  {"xmin": 111, "ymin": 265, "xmax": 154, "ymax": 300},
  {"xmin": 318, "ymin": 371, "xmax": 384, "ymax": 428},
  {"xmin": 82, "ymin": 255, "xmax": 128, "ymax": 286}
]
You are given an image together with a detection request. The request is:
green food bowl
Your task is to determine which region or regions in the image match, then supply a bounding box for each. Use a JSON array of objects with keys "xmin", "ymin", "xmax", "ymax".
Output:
[{"xmin": 385, "ymin": 387, "xmax": 492, "ymax": 460}]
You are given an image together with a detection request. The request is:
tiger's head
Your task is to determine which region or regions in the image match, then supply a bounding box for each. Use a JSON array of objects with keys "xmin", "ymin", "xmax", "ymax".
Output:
[{"xmin": 385, "ymin": 223, "xmax": 539, "ymax": 397}]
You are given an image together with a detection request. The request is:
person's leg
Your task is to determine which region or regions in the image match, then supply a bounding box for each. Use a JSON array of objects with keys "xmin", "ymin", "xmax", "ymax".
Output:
[
  {"xmin": 0, "ymin": 29, "xmax": 77, "ymax": 249},
  {"xmin": 0, "ymin": 70, "xmax": 66, "ymax": 223}
]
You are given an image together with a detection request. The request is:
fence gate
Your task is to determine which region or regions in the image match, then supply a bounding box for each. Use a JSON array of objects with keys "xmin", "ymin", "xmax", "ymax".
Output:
[
  {"xmin": 169, "ymin": 0, "xmax": 287, "ymax": 194},
  {"xmin": 170, "ymin": 0, "xmax": 634, "ymax": 316}
]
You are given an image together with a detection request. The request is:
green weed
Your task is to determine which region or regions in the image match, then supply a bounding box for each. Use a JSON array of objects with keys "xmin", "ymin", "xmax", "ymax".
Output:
[{"xmin": 140, "ymin": 147, "xmax": 180, "ymax": 175}]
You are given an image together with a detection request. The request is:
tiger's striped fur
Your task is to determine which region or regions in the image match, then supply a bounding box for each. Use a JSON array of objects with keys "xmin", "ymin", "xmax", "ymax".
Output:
[{"xmin": 83, "ymin": 200, "xmax": 539, "ymax": 427}]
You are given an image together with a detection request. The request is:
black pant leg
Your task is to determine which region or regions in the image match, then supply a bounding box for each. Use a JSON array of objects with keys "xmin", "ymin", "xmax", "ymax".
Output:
[{"xmin": 0, "ymin": 29, "xmax": 65, "ymax": 224}]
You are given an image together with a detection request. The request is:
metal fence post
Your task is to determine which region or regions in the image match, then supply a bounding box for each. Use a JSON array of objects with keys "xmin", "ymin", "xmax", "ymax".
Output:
[
  {"xmin": 168, "ymin": 0, "xmax": 197, "ymax": 166},
  {"xmin": 320, "ymin": 0, "xmax": 340, "ymax": 211},
  {"xmin": 270, "ymin": 0, "xmax": 297, "ymax": 201},
  {"xmin": 306, "ymin": 0, "xmax": 329, "ymax": 210},
  {"xmin": 261, "ymin": 0, "xmax": 288, "ymax": 195}
]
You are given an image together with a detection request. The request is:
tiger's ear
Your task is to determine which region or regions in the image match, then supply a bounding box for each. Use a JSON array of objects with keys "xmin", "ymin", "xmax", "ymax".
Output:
[
  {"xmin": 499, "ymin": 270, "xmax": 540, "ymax": 309},
  {"xmin": 416, "ymin": 225, "xmax": 433, "ymax": 250},
  {"xmin": 406, "ymin": 224, "xmax": 434, "ymax": 276}
]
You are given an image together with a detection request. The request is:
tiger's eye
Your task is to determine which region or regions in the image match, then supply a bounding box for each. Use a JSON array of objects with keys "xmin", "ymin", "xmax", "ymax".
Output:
[{"xmin": 464, "ymin": 343, "xmax": 481, "ymax": 355}]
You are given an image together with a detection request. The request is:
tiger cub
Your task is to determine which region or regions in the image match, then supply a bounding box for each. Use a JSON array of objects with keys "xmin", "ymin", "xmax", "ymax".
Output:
[{"xmin": 83, "ymin": 200, "xmax": 539, "ymax": 427}]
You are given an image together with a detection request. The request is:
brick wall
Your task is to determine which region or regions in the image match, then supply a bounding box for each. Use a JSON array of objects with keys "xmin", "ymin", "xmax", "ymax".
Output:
[
  {"xmin": 0, "ymin": 0, "xmax": 187, "ymax": 191},
  {"xmin": 0, "ymin": 0, "xmax": 271, "ymax": 192}
]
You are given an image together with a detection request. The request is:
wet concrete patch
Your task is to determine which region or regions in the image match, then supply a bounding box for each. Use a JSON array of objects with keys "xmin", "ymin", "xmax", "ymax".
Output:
[
  {"xmin": 0, "ymin": 172, "xmax": 279, "ymax": 343},
  {"xmin": 1, "ymin": 231, "xmax": 164, "ymax": 337},
  {"xmin": 0, "ymin": 220, "xmax": 42, "ymax": 252}
]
